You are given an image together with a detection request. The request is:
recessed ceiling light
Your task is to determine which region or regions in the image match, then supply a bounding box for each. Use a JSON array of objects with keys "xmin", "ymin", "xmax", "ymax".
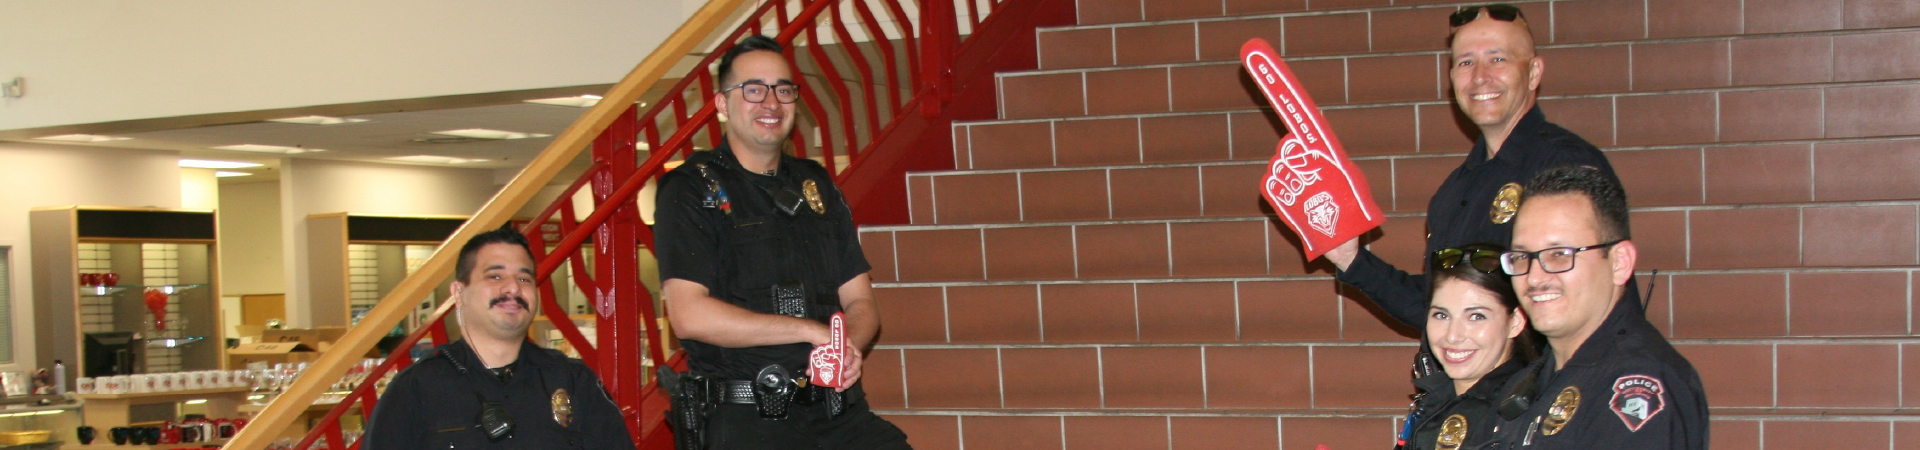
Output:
[
  {"xmin": 430, "ymin": 128, "xmax": 551, "ymax": 140},
  {"xmin": 523, "ymin": 95, "xmax": 602, "ymax": 108},
  {"xmin": 214, "ymin": 171, "xmax": 253, "ymax": 178},
  {"xmin": 267, "ymin": 115, "xmax": 369, "ymax": 125},
  {"xmin": 33, "ymin": 134, "xmax": 131, "ymax": 143},
  {"xmin": 386, "ymin": 155, "xmax": 487, "ymax": 164},
  {"xmin": 179, "ymin": 159, "xmax": 264, "ymax": 169},
  {"xmin": 211, "ymin": 144, "xmax": 322, "ymax": 154}
]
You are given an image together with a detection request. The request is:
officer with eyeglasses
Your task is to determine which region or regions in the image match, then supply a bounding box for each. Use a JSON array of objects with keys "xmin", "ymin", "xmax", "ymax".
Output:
[
  {"xmin": 1483, "ymin": 165, "xmax": 1707, "ymax": 449},
  {"xmin": 651, "ymin": 35, "xmax": 912, "ymax": 450},
  {"xmin": 1322, "ymin": 4, "xmax": 1627, "ymax": 331}
]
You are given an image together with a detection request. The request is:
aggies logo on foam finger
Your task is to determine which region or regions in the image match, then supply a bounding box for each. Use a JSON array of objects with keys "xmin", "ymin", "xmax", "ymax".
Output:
[{"xmin": 1610, "ymin": 375, "xmax": 1667, "ymax": 432}]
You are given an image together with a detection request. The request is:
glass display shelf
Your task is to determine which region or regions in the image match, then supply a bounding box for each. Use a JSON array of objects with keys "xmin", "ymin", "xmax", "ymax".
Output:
[{"xmin": 76, "ymin": 285, "xmax": 204, "ymax": 298}]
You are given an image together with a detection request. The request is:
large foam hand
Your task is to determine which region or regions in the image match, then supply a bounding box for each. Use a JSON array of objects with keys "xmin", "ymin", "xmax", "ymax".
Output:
[
  {"xmin": 1241, "ymin": 38, "xmax": 1386, "ymax": 261},
  {"xmin": 808, "ymin": 312, "xmax": 850, "ymax": 389}
]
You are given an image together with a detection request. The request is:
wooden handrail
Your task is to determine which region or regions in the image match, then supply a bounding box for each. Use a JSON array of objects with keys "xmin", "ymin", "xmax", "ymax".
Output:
[{"xmin": 223, "ymin": 0, "xmax": 750, "ymax": 448}]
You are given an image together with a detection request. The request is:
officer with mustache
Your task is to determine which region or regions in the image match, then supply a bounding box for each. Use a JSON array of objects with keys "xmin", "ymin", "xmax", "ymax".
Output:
[{"xmin": 365, "ymin": 226, "xmax": 634, "ymax": 450}]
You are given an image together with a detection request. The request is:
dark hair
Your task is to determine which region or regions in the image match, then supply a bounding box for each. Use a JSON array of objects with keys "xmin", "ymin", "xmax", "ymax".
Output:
[
  {"xmin": 716, "ymin": 35, "xmax": 785, "ymax": 87},
  {"xmin": 455, "ymin": 224, "xmax": 534, "ymax": 284},
  {"xmin": 1430, "ymin": 243, "xmax": 1538, "ymax": 364},
  {"xmin": 1521, "ymin": 164, "xmax": 1631, "ymax": 242}
]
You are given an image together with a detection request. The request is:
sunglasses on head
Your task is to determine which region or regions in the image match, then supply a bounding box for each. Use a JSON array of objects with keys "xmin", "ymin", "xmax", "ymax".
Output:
[
  {"xmin": 1449, "ymin": 4, "xmax": 1525, "ymax": 27},
  {"xmin": 1432, "ymin": 247, "xmax": 1503, "ymax": 274}
]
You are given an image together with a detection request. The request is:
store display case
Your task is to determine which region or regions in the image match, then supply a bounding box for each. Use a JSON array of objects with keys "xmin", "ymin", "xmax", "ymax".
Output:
[
  {"xmin": 30, "ymin": 207, "xmax": 223, "ymax": 385},
  {"xmin": 303, "ymin": 213, "xmax": 465, "ymax": 329}
]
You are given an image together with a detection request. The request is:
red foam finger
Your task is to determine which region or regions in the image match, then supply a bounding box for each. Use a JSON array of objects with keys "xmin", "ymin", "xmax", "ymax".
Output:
[
  {"xmin": 1240, "ymin": 38, "xmax": 1385, "ymax": 260},
  {"xmin": 809, "ymin": 312, "xmax": 850, "ymax": 389}
]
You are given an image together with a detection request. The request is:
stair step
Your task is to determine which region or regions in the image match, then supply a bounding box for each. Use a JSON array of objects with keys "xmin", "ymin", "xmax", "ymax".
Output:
[
  {"xmin": 861, "ymin": 200, "xmax": 1920, "ymax": 283},
  {"xmin": 856, "ymin": 339, "xmax": 1920, "ymax": 417},
  {"xmin": 1042, "ymin": 11, "xmax": 1920, "ymax": 77},
  {"xmin": 862, "ymin": 268, "xmax": 1920, "ymax": 345},
  {"xmin": 998, "ymin": 53, "xmax": 1920, "ymax": 125},
  {"xmin": 877, "ymin": 411, "xmax": 1398, "ymax": 450},
  {"xmin": 876, "ymin": 409, "xmax": 1920, "ymax": 450}
]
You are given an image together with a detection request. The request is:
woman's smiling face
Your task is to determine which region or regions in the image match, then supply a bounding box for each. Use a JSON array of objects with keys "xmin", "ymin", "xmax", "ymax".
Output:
[{"xmin": 1427, "ymin": 277, "xmax": 1526, "ymax": 393}]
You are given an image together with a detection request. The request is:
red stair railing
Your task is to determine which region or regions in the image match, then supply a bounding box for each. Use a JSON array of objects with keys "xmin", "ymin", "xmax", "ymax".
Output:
[{"xmin": 232, "ymin": 0, "xmax": 1078, "ymax": 448}]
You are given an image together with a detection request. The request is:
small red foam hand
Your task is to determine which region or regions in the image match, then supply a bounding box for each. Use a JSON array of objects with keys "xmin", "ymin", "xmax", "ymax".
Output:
[
  {"xmin": 808, "ymin": 312, "xmax": 850, "ymax": 389},
  {"xmin": 143, "ymin": 289, "xmax": 170, "ymax": 330},
  {"xmin": 1240, "ymin": 38, "xmax": 1385, "ymax": 261}
]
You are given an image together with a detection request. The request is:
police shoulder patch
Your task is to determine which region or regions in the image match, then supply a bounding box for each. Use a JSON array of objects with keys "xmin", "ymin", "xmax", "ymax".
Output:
[{"xmin": 1609, "ymin": 374, "xmax": 1666, "ymax": 432}]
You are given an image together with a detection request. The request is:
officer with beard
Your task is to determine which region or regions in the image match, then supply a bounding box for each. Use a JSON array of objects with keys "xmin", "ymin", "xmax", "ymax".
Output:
[{"xmin": 364, "ymin": 226, "xmax": 635, "ymax": 450}]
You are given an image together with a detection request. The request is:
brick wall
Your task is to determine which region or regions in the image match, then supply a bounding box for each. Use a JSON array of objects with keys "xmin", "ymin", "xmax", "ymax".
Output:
[{"xmin": 862, "ymin": 0, "xmax": 1920, "ymax": 448}]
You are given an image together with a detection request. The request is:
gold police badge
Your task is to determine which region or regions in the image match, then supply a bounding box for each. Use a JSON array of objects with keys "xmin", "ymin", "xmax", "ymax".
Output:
[
  {"xmin": 802, "ymin": 179, "xmax": 826, "ymax": 214},
  {"xmin": 1491, "ymin": 182, "xmax": 1522, "ymax": 224},
  {"xmin": 1437, "ymin": 414, "xmax": 1468, "ymax": 450},
  {"xmin": 552, "ymin": 388, "xmax": 573, "ymax": 427},
  {"xmin": 1541, "ymin": 386, "xmax": 1580, "ymax": 436}
]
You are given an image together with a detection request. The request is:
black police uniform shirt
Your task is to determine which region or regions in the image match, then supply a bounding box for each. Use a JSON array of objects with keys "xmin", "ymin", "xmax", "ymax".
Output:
[
  {"xmin": 1336, "ymin": 106, "xmax": 1623, "ymax": 327},
  {"xmin": 362, "ymin": 339, "xmax": 633, "ymax": 450},
  {"xmin": 653, "ymin": 143, "xmax": 871, "ymax": 382},
  {"xmin": 1485, "ymin": 296, "xmax": 1708, "ymax": 450},
  {"xmin": 1405, "ymin": 355, "xmax": 1526, "ymax": 450}
]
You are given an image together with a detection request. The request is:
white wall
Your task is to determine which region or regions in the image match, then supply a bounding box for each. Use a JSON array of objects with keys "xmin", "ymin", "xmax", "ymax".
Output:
[
  {"xmin": 180, "ymin": 168, "xmax": 218, "ymax": 210},
  {"xmin": 279, "ymin": 158, "xmax": 499, "ymax": 327},
  {"xmin": 218, "ymin": 180, "xmax": 283, "ymax": 296},
  {"xmin": 0, "ymin": 0, "xmax": 688, "ymax": 131},
  {"xmin": 0, "ymin": 142, "xmax": 182, "ymax": 371}
]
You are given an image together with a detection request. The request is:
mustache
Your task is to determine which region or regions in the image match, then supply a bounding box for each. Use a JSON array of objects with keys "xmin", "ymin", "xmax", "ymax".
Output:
[{"xmin": 489, "ymin": 296, "xmax": 529, "ymax": 309}]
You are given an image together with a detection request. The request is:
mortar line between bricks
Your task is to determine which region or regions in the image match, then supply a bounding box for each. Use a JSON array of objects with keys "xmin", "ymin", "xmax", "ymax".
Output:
[
  {"xmin": 875, "ymin": 266, "xmax": 1920, "ymax": 289},
  {"xmin": 1037, "ymin": 21, "xmax": 1920, "ymax": 62}
]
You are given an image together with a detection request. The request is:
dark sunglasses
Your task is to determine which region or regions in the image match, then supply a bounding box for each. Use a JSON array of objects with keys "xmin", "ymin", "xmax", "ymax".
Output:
[
  {"xmin": 1449, "ymin": 4, "xmax": 1525, "ymax": 27},
  {"xmin": 1432, "ymin": 247, "xmax": 1503, "ymax": 274}
]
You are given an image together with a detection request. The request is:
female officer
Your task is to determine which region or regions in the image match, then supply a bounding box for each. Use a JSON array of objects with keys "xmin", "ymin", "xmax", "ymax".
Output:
[{"xmin": 1396, "ymin": 243, "xmax": 1536, "ymax": 450}]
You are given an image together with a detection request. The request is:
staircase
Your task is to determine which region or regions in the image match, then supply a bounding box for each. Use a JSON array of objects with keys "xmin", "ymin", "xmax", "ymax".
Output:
[{"xmin": 860, "ymin": 0, "xmax": 1920, "ymax": 448}]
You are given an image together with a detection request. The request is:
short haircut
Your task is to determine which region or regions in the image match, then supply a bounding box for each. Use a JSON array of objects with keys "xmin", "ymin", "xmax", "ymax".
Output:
[
  {"xmin": 1521, "ymin": 164, "xmax": 1632, "ymax": 242},
  {"xmin": 454, "ymin": 224, "xmax": 535, "ymax": 284},
  {"xmin": 1429, "ymin": 242, "xmax": 1537, "ymax": 364},
  {"xmin": 716, "ymin": 35, "xmax": 785, "ymax": 87}
]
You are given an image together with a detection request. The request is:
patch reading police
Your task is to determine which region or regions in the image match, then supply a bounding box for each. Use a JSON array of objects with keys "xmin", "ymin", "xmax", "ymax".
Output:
[
  {"xmin": 1437, "ymin": 414, "xmax": 1468, "ymax": 450},
  {"xmin": 802, "ymin": 179, "xmax": 826, "ymax": 214},
  {"xmin": 1610, "ymin": 375, "xmax": 1666, "ymax": 432},
  {"xmin": 1490, "ymin": 182, "xmax": 1522, "ymax": 224},
  {"xmin": 552, "ymin": 388, "xmax": 573, "ymax": 428},
  {"xmin": 1541, "ymin": 386, "xmax": 1580, "ymax": 436}
]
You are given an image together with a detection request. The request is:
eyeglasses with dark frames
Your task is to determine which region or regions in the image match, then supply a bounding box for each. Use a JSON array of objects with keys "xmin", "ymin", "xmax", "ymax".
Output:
[
  {"xmin": 1449, "ymin": 4, "xmax": 1525, "ymax": 27},
  {"xmin": 1432, "ymin": 247, "xmax": 1503, "ymax": 274},
  {"xmin": 721, "ymin": 81, "xmax": 801, "ymax": 104},
  {"xmin": 1498, "ymin": 240, "xmax": 1622, "ymax": 275}
]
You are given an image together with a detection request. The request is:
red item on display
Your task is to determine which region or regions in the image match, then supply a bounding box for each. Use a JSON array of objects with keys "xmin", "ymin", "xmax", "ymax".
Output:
[
  {"xmin": 1240, "ymin": 38, "xmax": 1385, "ymax": 261},
  {"xmin": 143, "ymin": 289, "xmax": 169, "ymax": 330}
]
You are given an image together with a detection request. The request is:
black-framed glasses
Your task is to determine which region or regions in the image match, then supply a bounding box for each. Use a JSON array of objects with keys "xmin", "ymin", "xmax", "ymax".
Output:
[
  {"xmin": 1432, "ymin": 247, "xmax": 1503, "ymax": 274},
  {"xmin": 721, "ymin": 81, "xmax": 800, "ymax": 104},
  {"xmin": 1498, "ymin": 240, "xmax": 1622, "ymax": 275},
  {"xmin": 1449, "ymin": 4, "xmax": 1525, "ymax": 27}
]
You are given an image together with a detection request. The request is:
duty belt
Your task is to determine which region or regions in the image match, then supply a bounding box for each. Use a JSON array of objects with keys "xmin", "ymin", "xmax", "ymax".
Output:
[{"xmin": 721, "ymin": 381, "xmax": 758, "ymax": 405}]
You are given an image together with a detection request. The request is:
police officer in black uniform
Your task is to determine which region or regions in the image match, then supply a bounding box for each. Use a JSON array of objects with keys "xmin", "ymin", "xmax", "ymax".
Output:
[
  {"xmin": 1326, "ymin": 4, "xmax": 1627, "ymax": 328},
  {"xmin": 1398, "ymin": 244, "xmax": 1535, "ymax": 450},
  {"xmin": 651, "ymin": 35, "xmax": 911, "ymax": 450},
  {"xmin": 1485, "ymin": 165, "xmax": 1707, "ymax": 449},
  {"xmin": 364, "ymin": 226, "xmax": 634, "ymax": 450}
]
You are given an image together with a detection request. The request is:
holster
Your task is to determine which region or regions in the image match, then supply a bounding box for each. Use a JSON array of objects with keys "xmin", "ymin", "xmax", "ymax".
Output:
[{"xmin": 659, "ymin": 365, "xmax": 715, "ymax": 450}]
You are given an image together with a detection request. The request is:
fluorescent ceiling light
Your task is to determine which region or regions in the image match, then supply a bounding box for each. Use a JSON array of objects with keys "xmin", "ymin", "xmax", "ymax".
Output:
[
  {"xmin": 268, "ymin": 115, "xmax": 369, "ymax": 125},
  {"xmin": 386, "ymin": 155, "xmax": 487, "ymax": 164},
  {"xmin": 179, "ymin": 159, "xmax": 263, "ymax": 169},
  {"xmin": 214, "ymin": 171, "xmax": 253, "ymax": 178},
  {"xmin": 523, "ymin": 95, "xmax": 602, "ymax": 108},
  {"xmin": 430, "ymin": 128, "xmax": 551, "ymax": 140},
  {"xmin": 34, "ymin": 134, "xmax": 130, "ymax": 143},
  {"xmin": 212, "ymin": 144, "xmax": 322, "ymax": 154}
]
